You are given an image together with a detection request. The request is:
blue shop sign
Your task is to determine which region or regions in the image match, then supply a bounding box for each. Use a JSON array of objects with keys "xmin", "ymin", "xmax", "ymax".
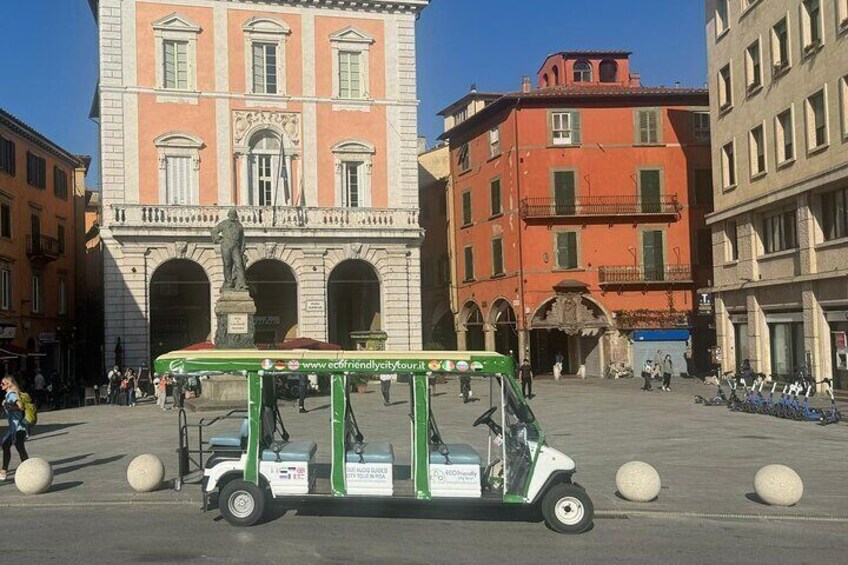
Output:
[{"xmin": 633, "ymin": 330, "xmax": 690, "ymax": 342}]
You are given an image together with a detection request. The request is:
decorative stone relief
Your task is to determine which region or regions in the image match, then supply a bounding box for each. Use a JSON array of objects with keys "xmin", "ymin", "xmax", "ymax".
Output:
[
  {"xmin": 544, "ymin": 293, "xmax": 609, "ymax": 336},
  {"xmin": 233, "ymin": 110, "xmax": 301, "ymax": 147}
]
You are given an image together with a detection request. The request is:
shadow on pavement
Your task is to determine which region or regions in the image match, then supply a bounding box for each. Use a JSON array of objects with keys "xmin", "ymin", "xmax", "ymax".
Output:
[
  {"xmin": 50, "ymin": 454, "xmax": 95, "ymax": 466},
  {"xmin": 47, "ymin": 481, "xmax": 84, "ymax": 493},
  {"xmin": 26, "ymin": 423, "xmax": 85, "ymax": 436},
  {"xmin": 28, "ymin": 432, "xmax": 70, "ymax": 443},
  {"xmin": 745, "ymin": 492, "xmax": 769, "ymax": 506},
  {"xmin": 53, "ymin": 454, "xmax": 127, "ymax": 476}
]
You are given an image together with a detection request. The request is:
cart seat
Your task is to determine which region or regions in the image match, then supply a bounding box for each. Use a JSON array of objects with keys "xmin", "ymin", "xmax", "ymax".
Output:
[
  {"xmin": 261, "ymin": 440, "xmax": 318, "ymax": 463},
  {"xmin": 209, "ymin": 419, "xmax": 249, "ymax": 449},
  {"xmin": 430, "ymin": 443, "xmax": 481, "ymax": 466},
  {"xmin": 346, "ymin": 442, "xmax": 395, "ymax": 464}
]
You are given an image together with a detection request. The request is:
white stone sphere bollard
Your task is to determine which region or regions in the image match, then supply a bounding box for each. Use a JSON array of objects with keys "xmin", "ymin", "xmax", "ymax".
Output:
[
  {"xmin": 15, "ymin": 458, "xmax": 54, "ymax": 495},
  {"xmin": 616, "ymin": 461, "xmax": 661, "ymax": 502},
  {"xmin": 754, "ymin": 465, "xmax": 803, "ymax": 506},
  {"xmin": 127, "ymin": 454, "xmax": 165, "ymax": 493}
]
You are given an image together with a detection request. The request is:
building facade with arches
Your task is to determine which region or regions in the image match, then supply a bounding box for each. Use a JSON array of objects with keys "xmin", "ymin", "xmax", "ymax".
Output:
[{"xmin": 91, "ymin": 0, "xmax": 429, "ymax": 365}]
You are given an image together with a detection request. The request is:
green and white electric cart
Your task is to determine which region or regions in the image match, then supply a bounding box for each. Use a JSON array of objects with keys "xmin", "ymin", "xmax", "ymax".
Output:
[{"xmin": 156, "ymin": 349, "xmax": 594, "ymax": 534}]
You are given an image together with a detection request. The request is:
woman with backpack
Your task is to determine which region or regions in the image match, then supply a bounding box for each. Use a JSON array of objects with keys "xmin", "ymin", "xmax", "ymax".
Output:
[{"xmin": 1, "ymin": 376, "xmax": 30, "ymax": 481}]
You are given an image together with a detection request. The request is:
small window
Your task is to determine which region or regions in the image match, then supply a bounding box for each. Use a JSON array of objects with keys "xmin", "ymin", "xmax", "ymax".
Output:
[
  {"xmin": 762, "ymin": 209, "xmax": 797, "ymax": 254},
  {"xmin": 573, "ymin": 60, "xmax": 592, "ymax": 82},
  {"xmin": 745, "ymin": 39, "xmax": 762, "ymax": 92},
  {"xmin": 488, "ymin": 127, "xmax": 501, "ymax": 157},
  {"xmin": 805, "ymin": 88, "xmax": 828, "ymax": 151},
  {"xmin": 463, "ymin": 246, "xmax": 474, "ymax": 282},
  {"xmin": 749, "ymin": 124, "xmax": 766, "ymax": 176},
  {"xmin": 693, "ymin": 112, "xmax": 711, "ymax": 143},
  {"xmin": 53, "ymin": 166, "xmax": 69, "ymax": 199},
  {"xmin": 490, "ymin": 179, "xmax": 502, "ymax": 216},
  {"xmin": 0, "ymin": 135, "xmax": 15, "ymax": 176},
  {"xmin": 59, "ymin": 278, "xmax": 67, "ymax": 316},
  {"xmin": 338, "ymin": 50, "xmax": 364, "ymax": 99},
  {"xmin": 461, "ymin": 191, "xmax": 472, "ymax": 226},
  {"xmin": 801, "ymin": 0, "xmax": 823, "ymax": 52},
  {"xmin": 252, "ymin": 42, "xmax": 278, "ymax": 94},
  {"xmin": 599, "ymin": 60, "xmax": 617, "ymax": 83},
  {"xmin": 0, "ymin": 202, "xmax": 11, "ymax": 238},
  {"xmin": 635, "ymin": 109, "xmax": 661, "ymax": 145},
  {"xmin": 716, "ymin": 0, "xmax": 730, "ymax": 37},
  {"xmin": 57, "ymin": 224, "xmax": 66, "ymax": 255},
  {"xmin": 491, "ymin": 238, "xmax": 504, "ymax": 276},
  {"xmin": 551, "ymin": 111, "xmax": 581, "ymax": 146},
  {"xmin": 0, "ymin": 268, "xmax": 10, "ymax": 311},
  {"xmin": 32, "ymin": 274, "xmax": 42, "ymax": 314},
  {"xmin": 457, "ymin": 143, "xmax": 470, "ymax": 172},
  {"xmin": 718, "ymin": 64, "xmax": 733, "ymax": 109},
  {"xmin": 771, "ymin": 17, "xmax": 791, "ymax": 74},
  {"xmin": 26, "ymin": 152, "xmax": 46, "ymax": 189},
  {"xmin": 727, "ymin": 221, "xmax": 739, "ymax": 261},
  {"xmin": 775, "ymin": 107, "xmax": 795, "ymax": 164},
  {"xmin": 555, "ymin": 232, "xmax": 578, "ymax": 269},
  {"xmin": 163, "ymin": 39, "xmax": 189, "ymax": 90},
  {"xmin": 165, "ymin": 156, "xmax": 193, "ymax": 205},
  {"xmin": 721, "ymin": 141, "xmax": 736, "ymax": 189},
  {"xmin": 821, "ymin": 187, "xmax": 848, "ymax": 241}
]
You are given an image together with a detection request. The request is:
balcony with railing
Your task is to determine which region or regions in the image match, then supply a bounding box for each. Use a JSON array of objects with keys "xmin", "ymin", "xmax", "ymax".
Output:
[
  {"xmin": 109, "ymin": 205, "xmax": 421, "ymax": 235},
  {"xmin": 598, "ymin": 264, "xmax": 693, "ymax": 286},
  {"xmin": 520, "ymin": 195, "xmax": 681, "ymax": 221},
  {"xmin": 26, "ymin": 234, "xmax": 60, "ymax": 264}
]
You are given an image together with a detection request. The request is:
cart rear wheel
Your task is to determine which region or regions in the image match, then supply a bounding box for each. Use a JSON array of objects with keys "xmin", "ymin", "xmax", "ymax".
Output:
[
  {"xmin": 541, "ymin": 484, "xmax": 594, "ymax": 534},
  {"xmin": 219, "ymin": 480, "xmax": 266, "ymax": 527}
]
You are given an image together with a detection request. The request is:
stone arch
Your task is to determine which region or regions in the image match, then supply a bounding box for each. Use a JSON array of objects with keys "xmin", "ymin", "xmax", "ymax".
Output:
[
  {"xmin": 489, "ymin": 298, "xmax": 518, "ymax": 358},
  {"xmin": 246, "ymin": 259, "xmax": 298, "ymax": 345},
  {"xmin": 459, "ymin": 300, "xmax": 485, "ymax": 351},
  {"xmin": 599, "ymin": 59, "xmax": 618, "ymax": 83},
  {"xmin": 149, "ymin": 258, "xmax": 211, "ymax": 360},
  {"xmin": 327, "ymin": 259, "xmax": 382, "ymax": 349}
]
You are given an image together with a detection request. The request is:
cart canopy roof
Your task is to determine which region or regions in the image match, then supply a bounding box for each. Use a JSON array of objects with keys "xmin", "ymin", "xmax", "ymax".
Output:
[{"xmin": 155, "ymin": 349, "xmax": 514, "ymax": 377}]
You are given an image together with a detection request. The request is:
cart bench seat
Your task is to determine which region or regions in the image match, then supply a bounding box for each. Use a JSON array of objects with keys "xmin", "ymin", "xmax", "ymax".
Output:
[
  {"xmin": 261, "ymin": 440, "xmax": 318, "ymax": 463},
  {"xmin": 209, "ymin": 419, "xmax": 249, "ymax": 449},
  {"xmin": 346, "ymin": 442, "xmax": 395, "ymax": 464},
  {"xmin": 430, "ymin": 443, "xmax": 481, "ymax": 466}
]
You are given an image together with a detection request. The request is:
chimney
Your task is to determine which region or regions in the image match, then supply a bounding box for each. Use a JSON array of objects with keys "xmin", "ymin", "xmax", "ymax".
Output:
[
  {"xmin": 470, "ymin": 83, "xmax": 477, "ymax": 93},
  {"xmin": 417, "ymin": 136, "xmax": 427, "ymax": 155},
  {"xmin": 521, "ymin": 76, "xmax": 532, "ymax": 93},
  {"xmin": 629, "ymin": 72, "xmax": 641, "ymax": 87},
  {"xmin": 674, "ymin": 80, "xmax": 681, "ymax": 89}
]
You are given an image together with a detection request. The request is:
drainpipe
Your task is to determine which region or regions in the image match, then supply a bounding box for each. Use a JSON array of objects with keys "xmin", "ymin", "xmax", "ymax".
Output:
[{"xmin": 513, "ymin": 98, "xmax": 528, "ymax": 360}]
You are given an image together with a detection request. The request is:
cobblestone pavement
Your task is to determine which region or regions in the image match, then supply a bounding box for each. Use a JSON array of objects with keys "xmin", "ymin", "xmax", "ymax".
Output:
[{"xmin": 1, "ymin": 378, "xmax": 846, "ymax": 519}]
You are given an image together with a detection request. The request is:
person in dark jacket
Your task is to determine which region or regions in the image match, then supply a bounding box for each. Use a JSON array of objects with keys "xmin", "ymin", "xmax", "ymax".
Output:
[
  {"xmin": 661, "ymin": 354, "xmax": 673, "ymax": 391},
  {"xmin": 519, "ymin": 359, "xmax": 534, "ymax": 399}
]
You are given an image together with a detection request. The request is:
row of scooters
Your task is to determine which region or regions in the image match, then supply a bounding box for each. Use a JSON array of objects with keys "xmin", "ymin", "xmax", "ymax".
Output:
[{"xmin": 694, "ymin": 373, "xmax": 842, "ymax": 425}]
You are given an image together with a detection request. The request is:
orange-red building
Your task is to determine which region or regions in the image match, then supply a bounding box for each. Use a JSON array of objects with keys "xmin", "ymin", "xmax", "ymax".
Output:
[
  {"xmin": 0, "ymin": 109, "xmax": 88, "ymax": 380},
  {"xmin": 440, "ymin": 51, "xmax": 714, "ymax": 376}
]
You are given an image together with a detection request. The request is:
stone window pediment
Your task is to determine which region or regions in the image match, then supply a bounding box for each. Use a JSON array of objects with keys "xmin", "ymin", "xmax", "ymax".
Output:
[
  {"xmin": 243, "ymin": 17, "xmax": 291, "ymax": 96},
  {"xmin": 330, "ymin": 26, "xmax": 375, "ymax": 46},
  {"xmin": 152, "ymin": 13, "xmax": 202, "ymax": 33},
  {"xmin": 332, "ymin": 140, "xmax": 375, "ymax": 208},
  {"xmin": 330, "ymin": 26, "xmax": 374, "ymax": 101},
  {"xmin": 154, "ymin": 132, "xmax": 203, "ymax": 205},
  {"xmin": 153, "ymin": 12, "xmax": 201, "ymax": 93},
  {"xmin": 243, "ymin": 17, "xmax": 291, "ymax": 36}
]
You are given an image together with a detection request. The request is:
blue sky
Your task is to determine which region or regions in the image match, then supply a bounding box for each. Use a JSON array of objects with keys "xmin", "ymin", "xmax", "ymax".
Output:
[{"xmin": 0, "ymin": 0, "xmax": 707, "ymax": 186}]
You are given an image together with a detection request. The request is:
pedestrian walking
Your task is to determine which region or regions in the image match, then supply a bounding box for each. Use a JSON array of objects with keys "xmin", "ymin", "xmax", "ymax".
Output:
[
  {"xmin": 1, "ymin": 376, "xmax": 29, "ymax": 481},
  {"xmin": 661, "ymin": 354, "xmax": 674, "ymax": 391},
  {"xmin": 519, "ymin": 358, "xmax": 534, "ymax": 399},
  {"xmin": 553, "ymin": 352, "xmax": 563, "ymax": 381},
  {"xmin": 125, "ymin": 368, "xmax": 137, "ymax": 407},
  {"xmin": 459, "ymin": 374, "xmax": 472, "ymax": 403},
  {"xmin": 155, "ymin": 374, "xmax": 170, "ymax": 410},
  {"xmin": 640, "ymin": 359, "xmax": 653, "ymax": 391},
  {"xmin": 108, "ymin": 365, "xmax": 121, "ymax": 405},
  {"xmin": 379, "ymin": 374, "xmax": 392, "ymax": 406},
  {"xmin": 297, "ymin": 374, "xmax": 307, "ymax": 413}
]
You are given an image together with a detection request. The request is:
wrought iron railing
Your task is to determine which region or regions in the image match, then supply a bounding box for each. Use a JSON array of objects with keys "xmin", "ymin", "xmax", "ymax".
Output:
[
  {"xmin": 598, "ymin": 264, "xmax": 692, "ymax": 284},
  {"xmin": 520, "ymin": 194, "xmax": 680, "ymax": 219},
  {"xmin": 26, "ymin": 234, "xmax": 60, "ymax": 259}
]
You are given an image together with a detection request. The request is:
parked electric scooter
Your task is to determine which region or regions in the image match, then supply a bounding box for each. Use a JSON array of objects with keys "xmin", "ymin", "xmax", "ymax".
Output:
[
  {"xmin": 694, "ymin": 371, "xmax": 732, "ymax": 406},
  {"xmin": 819, "ymin": 379, "xmax": 842, "ymax": 426},
  {"xmin": 756, "ymin": 382, "xmax": 779, "ymax": 415},
  {"xmin": 795, "ymin": 383, "xmax": 827, "ymax": 422}
]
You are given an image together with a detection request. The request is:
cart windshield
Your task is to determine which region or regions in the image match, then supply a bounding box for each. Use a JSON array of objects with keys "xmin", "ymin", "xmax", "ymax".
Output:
[{"xmin": 501, "ymin": 376, "xmax": 539, "ymax": 497}]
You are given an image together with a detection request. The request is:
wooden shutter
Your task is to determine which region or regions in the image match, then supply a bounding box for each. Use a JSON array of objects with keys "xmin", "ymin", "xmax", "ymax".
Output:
[
  {"xmin": 464, "ymin": 246, "xmax": 474, "ymax": 281},
  {"xmin": 571, "ymin": 111, "xmax": 582, "ymax": 145},
  {"xmin": 553, "ymin": 171, "xmax": 576, "ymax": 215},
  {"xmin": 640, "ymin": 170, "xmax": 661, "ymax": 213},
  {"xmin": 642, "ymin": 230, "xmax": 665, "ymax": 280},
  {"xmin": 556, "ymin": 232, "xmax": 578, "ymax": 269}
]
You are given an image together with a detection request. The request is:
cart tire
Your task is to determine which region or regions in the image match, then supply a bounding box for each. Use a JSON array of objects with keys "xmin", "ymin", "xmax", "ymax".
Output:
[
  {"xmin": 541, "ymin": 484, "xmax": 594, "ymax": 534},
  {"xmin": 219, "ymin": 480, "xmax": 266, "ymax": 527}
]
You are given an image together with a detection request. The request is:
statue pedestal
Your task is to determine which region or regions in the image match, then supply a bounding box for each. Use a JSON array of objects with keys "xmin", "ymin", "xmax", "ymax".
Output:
[
  {"xmin": 214, "ymin": 289, "xmax": 257, "ymax": 350},
  {"xmin": 198, "ymin": 374, "xmax": 246, "ymax": 402}
]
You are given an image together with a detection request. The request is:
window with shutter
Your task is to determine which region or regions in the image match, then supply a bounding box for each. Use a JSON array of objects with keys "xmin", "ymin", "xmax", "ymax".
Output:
[
  {"xmin": 0, "ymin": 135, "xmax": 15, "ymax": 176},
  {"xmin": 0, "ymin": 269, "xmax": 10, "ymax": 311},
  {"xmin": 463, "ymin": 246, "xmax": 474, "ymax": 281},
  {"xmin": 642, "ymin": 230, "xmax": 665, "ymax": 281},
  {"xmin": 490, "ymin": 179, "xmax": 502, "ymax": 216},
  {"xmin": 339, "ymin": 51, "xmax": 363, "ymax": 99},
  {"xmin": 163, "ymin": 40, "xmax": 189, "ymax": 90},
  {"xmin": 551, "ymin": 112, "xmax": 573, "ymax": 145},
  {"xmin": 491, "ymin": 238, "xmax": 504, "ymax": 276},
  {"xmin": 556, "ymin": 232, "xmax": 578, "ymax": 269},
  {"xmin": 636, "ymin": 110, "xmax": 660, "ymax": 144},
  {"xmin": 0, "ymin": 203, "xmax": 10, "ymax": 238},
  {"xmin": 165, "ymin": 156, "xmax": 192, "ymax": 205},
  {"xmin": 462, "ymin": 191, "xmax": 472, "ymax": 226},
  {"xmin": 639, "ymin": 169, "xmax": 661, "ymax": 213},
  {"xmin": 553, "ymin": 171, "xmax": 576, "ymax": 215},
  {"xmin": 252, "ymin": 42, "xmax": 278, "ymax": 94},
  {"xmin": 343, "ymin": 162, "xmax": 363, "ymax": 208}
]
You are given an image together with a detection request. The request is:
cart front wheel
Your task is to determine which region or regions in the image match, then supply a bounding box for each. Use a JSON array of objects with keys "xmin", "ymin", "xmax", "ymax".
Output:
[
  {"xmin": 219, "ymin": 480, "xmax": 266, "ymax": 527},
  {"xmin": 541, "ymin": 484, "xmax": 594, "ymax": 534}
]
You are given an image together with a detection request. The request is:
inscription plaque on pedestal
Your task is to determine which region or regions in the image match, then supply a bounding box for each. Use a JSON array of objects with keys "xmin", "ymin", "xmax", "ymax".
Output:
[{"xmin": 228, "ymin": 314, "xmax": 249, "ymax": 335}]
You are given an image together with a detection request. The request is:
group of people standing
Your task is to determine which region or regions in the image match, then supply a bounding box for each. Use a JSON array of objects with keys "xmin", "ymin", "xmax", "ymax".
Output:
[
  {"xmin": 641, "ymin": 349, "xmax": 675, "ymax": 392},
  {"xmin": 105, "ymin": 365, "xmax": 143, "ymax": 407}
]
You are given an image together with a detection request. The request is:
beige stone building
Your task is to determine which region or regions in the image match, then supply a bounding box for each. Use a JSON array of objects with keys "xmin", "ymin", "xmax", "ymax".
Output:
[{"xmin": 706, "ymin": 0, "xmax": 848, "ymax": 391}]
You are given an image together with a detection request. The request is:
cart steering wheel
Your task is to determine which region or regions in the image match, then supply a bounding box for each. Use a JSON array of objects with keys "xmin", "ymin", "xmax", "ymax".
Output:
[{"xmin": 473, "ymin": 406, "xmax": 498, "ymax": 427}]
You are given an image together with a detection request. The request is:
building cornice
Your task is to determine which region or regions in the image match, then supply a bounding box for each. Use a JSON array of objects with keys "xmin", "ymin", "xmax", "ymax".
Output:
[{"xmin": 0, "ymin": 108, "xmax": 86, "ymax": 168}]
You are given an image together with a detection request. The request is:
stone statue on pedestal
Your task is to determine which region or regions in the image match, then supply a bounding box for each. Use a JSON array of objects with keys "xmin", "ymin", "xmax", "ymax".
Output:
[{"xmin": 211, "ymin": 209, "xmax": 248, "ymax": 292}]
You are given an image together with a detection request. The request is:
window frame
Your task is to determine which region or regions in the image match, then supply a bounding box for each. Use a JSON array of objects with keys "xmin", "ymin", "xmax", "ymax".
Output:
[
  {"xmin": 800, "ymin": 0, "xmax": 824, "ymax": 55},
  {"xmin": 488, "ymin": 127, "xmax": 501, "ymax": 158},
  {"xmin": 0, "ymin": 134, "xmax": 15, "ymax": 176},
  {"xmin": 461, "ymin": 190, "xmax": 472, "ymax": 227},
  {"xmin": 332, "ymin": 140, "xmax": 374, "ymax": 208},
  {"xmin": 572, "ymin": 60, "xmax": 593, "ymax": 83},
  {"xmin": 491, "ymin": 237, "xmax": 504, "ymax": 277},
  {"xmin": 53, "ymin": 165, "xmax": 69, "ymax": 200},
  {"xmin": 31, "ymin": 273, "xmax": 42, "ymax": 315},
  {"xmin": 721, "ymin": 139, "xmax": 737, "ymax": 190},
  {"xmin": 761, "ymin": 208, "xmax": 798, "ymax": 254},
  {"xmin": 551, "ymin": 168, "xmax": 577, "ymax": 215},
  {"xmin": 637, "ymin": 167, "xmax": 664, "ymax": 213},
  {"xmin": 0, "ymin": 200, "xmax": 11, "ymax": 239},
  {"xmin": 152, "ymin": 13, "xmax": 201, "ymax": 93},
  {"xmin": 775, "ymin": 106, "xmax": 796, "ymax": 166},
  {"xmin": 716, "ymin": 0, "xmax": 730, "ymax": 38},
  {"xmin": 727, "ymin": 220, "xmax": 739, "ymax": 262},
  {"xmin": 26, "ymin": 151, "xmax": 46, "ymax": 189},
  {"xmin": 748, "ymin": 122, "xmax": 767, "ymax": 178},
  {"xmin": 634, "ymin": 108, "xmax": 663, "ymax": 145},
  {"xmin": 489, "ymin": 178, "xmax": 502, "ymax": 217},
  {"xmin": 463, "ymin": 245, "xmax": 475, "ymax": 282},
  {"xmin": 820, "ymin": 186, "xmax": 848, "ymax": 242},
  {"xmin": 549, "ymin": 110, "xmax": 581, "ymax": 147},
  {"xmin": 692, "ymin": 111, "xmax": 711, "ymax": 143},
  {"xmin": 805, "ymin": 87, "xmax": 829, "ymax": 153},
  {"xmin": 554, "ymin": 231, "xmax": 579, "ymax": 270},
  {"xmin": 154, "ymin": 132, "xmax": 203, "ymax": 205},
  {"xmin": 744, "ymin": 38, "xmax": 763, "ymax": 95},
  {"xmin": 770, "ymin": 15, "xmax": 792, "ymax": 77},
  {"xmin": 718, "ymin": 63, "xmax": 733, "ymax": 111},
  {"xmin": 243, "ymin": 17, "xmax": 291, "ymax": 97},
  {"xmin": 0, "ymin": 268, "xmax": 10, "ymax": 311},
  {"xmin": 330, "ymin": 26, "xmax": 375, "ymax": 101}
]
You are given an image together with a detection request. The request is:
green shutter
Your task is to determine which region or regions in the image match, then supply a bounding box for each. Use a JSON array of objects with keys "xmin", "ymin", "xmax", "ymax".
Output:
[
  {"xmin": 556, "ymin": 232, "xmax": 578, "ymax": 269},
  {"xmin": 639, "ymin": 170, "xmax": 661, "ymax": 213},
  {"xmin": 462, "ymin": 192, "xmax": 472, "ymax": 225},
  {"xmin": 464, "ymin": 246, "xmax": 474, "ymax": 280},
  {"xmin": 642, "ymin": 230, "xmax": 665, "ymax": 281},
  {"xmin": 553, "ymin": 171, "xmax": 576, "ymax": 215},
  {"xmin": 490, "ymin": 179, "xmax": 501, "ymax": 215},
  {"xmin": 571, "ymin": 111, "xmax": 582, "ymax": 145}
]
